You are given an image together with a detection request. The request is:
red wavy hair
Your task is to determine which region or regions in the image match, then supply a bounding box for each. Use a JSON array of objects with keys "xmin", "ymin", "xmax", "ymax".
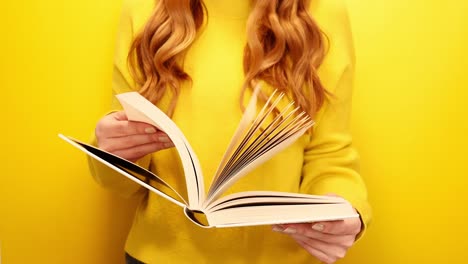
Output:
[{"xmin": 129, "ymin": 0, "xmax": 327, "ymax": 117}]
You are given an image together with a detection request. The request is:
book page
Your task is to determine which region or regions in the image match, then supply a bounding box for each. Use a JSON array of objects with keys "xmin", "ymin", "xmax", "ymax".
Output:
[
  {"xmin": 207, "ymin": 203, "xmax": 359, "ymax": 227},
  {"xmin": 205, "ymin": 191, "xmax": 346, "ymax": 212},
  {"xmin": 204, "ymin": 91, "xmax": 314, "ymax": 207},
  {"xmin": 207, "ymin": 87, "xmax": 282, "ymax": 201},
  {"xmin": 184, "ymin": 189, "xmax": 358, "ymax": 227},
  {"xmin": 211, "ymin": 84, "xmax": 261, "ymax": 185},
  {"xmin": 116, "ymin": 93, "xmax": 205, "ymax": 209},
  {"xmin": 212, "ymin": 90, "xmax": 283, "ymax": 187}
]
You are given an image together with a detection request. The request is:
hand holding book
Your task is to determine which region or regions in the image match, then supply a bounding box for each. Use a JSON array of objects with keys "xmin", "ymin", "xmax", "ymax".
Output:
[
  {"xmin": 272, "ymin": 202, "xmax": 362, "ymax": 264},
  {"xmin": 60, "ymin": 85, "xmax": 359, "ymax": 227},
  {"xmin": 94, "ymin": 110, "xmax": 174, "ymax": 162}
]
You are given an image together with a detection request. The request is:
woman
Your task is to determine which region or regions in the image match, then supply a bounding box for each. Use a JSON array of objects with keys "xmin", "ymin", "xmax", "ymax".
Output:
[{"xmin": 90, "ymin": 0, "xmax": 371, "ymax": 263}]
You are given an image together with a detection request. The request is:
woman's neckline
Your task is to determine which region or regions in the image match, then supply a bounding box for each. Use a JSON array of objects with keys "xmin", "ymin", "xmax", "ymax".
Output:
[{"xmin": 203, "ymin": 0, "xmax": 252, "ymax": 19}]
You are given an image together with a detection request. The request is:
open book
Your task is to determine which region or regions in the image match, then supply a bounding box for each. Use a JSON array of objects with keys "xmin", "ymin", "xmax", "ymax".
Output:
[{"xmin": 59, "ymin": 86, "xmax": 358, "ymax": 228}]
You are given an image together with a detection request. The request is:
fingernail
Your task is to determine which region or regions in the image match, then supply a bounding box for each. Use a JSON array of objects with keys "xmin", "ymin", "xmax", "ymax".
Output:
[
  {"xmin": 272, "ymin": 226, "xmax": 283, "ymax": 232},
  {"xmin": 158, "ymin": 136, "xmax": 170, "ymax": 143},
  {"xmin": 311, "ymin": 223, "xmax": 324, "ymax": 232},
  {"xmin": 163, "ymin": 142, "xmax": 174, "ymax": 148},
  {"xmin": 282, "ymin": 227, "xmax": 297, "ymax": 234},
  {"xmin": 145, "ymin": 127, "xmax": 156, "ymax": 133}
]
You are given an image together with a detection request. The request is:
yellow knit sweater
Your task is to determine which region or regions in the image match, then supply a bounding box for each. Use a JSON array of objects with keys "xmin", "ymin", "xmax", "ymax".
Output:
[{"xmin": 89, "ymin": 0, "xmax": 371, "ymax": 263}]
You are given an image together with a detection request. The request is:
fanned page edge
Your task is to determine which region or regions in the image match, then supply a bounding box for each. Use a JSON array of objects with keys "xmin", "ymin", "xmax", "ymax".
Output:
[
  {"xmin": 204, "ymin": 92, "xmax": 314, "ymax": 206},
  {"xmin": 211, "ymin": 84, "xmax": 261, "ymax": 185},
  {"xmin": 210, "ymin": 90, "xmax": 283, "ymax": 192},
  {"xmin": 116, "ymin": 92, "xmax": 205, "ymax": 209}
]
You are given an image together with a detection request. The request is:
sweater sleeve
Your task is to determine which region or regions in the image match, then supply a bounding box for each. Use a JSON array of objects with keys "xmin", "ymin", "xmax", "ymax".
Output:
[
  {"xmin": 87, "ymin": 0, "xmax": 151, "ymax": 198},
  {"xmin": 300, "ymin": 0, "xmax": 372, "ymax": 237}
]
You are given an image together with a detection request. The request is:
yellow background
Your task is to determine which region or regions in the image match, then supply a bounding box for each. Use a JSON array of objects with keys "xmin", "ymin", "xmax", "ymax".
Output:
[{"xmin": 1, "ymin": 0, "xmax": 467, "ymax": 263}]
